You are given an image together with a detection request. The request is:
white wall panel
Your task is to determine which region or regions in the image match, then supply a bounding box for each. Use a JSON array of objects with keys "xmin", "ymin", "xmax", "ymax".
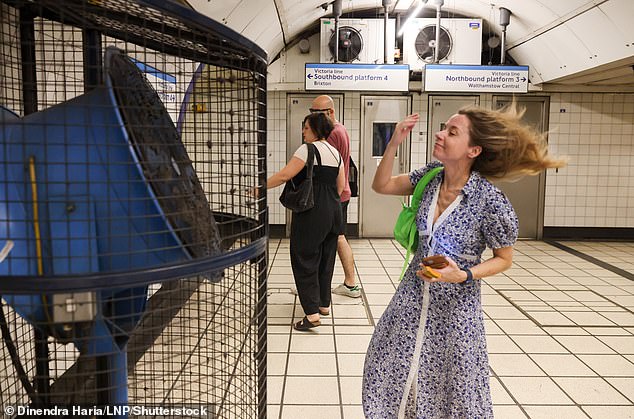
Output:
[
  {"xmin": 537, "ymin": 0, "xmax": 593, "ymax": 17},
  {"xmin": 502, "ymin": 2, "xmax": 555, "ymax": 44},
  {"xmin": 241, "ymin": 3, "xmax": 280, "ymax": 45},
  {"xmin": 510, "ymin": 36, "xmax": 561, "ymax": 84},
  {"xmin": 566, "ymin": 7, "xmax": 630, "ymax": 64},
  {"xmin": 600, "ymin": 0, "xmax": 634, "ymax": 40}
]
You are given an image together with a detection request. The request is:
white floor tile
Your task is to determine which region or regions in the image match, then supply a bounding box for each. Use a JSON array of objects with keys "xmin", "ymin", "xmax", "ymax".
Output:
[
  {"xmin": 489, "ymin": 354, "xmax": 546, "ymax": 376},
  {"xmin": 266, "ymin": 405, "xmax": 280, "ymax": 419},
  {"xmin": 530, "ymin": 354, "xmax": 597, "ymax": 376},
  {"xmin": 341, "ymin": 405, "xmax": 365, "ymax": 419},
  {"xmin": 268, "ymin": 334, "xmax": 291, "ymax": 352},
  {"xmin": 289, "ymin": 334, "xmax": 335, "ymax": 353},
  {"xmin": 564, "ymin": 311, "xmax": 617, "ymax": 326},
  {"xmin": 527, "ymin": 310, "xmax": 577, "ymax": 326},
  {"xmin": 523, "ymin": 405, "xmax": 589, "ymax": 419},
  {"xmin": 500, "ymin": 377, "xmax": 573, "ymax": 404},
  {"xmin": 337, "ymin": 353, "xmax": 366, "ymax": 377},
  {"xmin": 542, "ymin": 326, "xmax": 588, "ymax": 336},
  {"xmin": 281, "ymin": 405, "xmax": 341, "ymax": 419},
  {"xmin": 335, "ymin": 334, "xmax": 372, "ymax": 354},
  {"xmin": 511, "ymin": 335, "xmax": 569, "ymax": 354},
  {"xmin": 283, "ymin": 376, "xmax": 340, "ymax": 404},
  {"xmin": 606, "ymin": 377, "xmax": 634, "ymax": 402},
  {"xmin": 484, "ymin": 306, "xmax": 530, "ymax": 320},
  {"xmin": 364, "ymin": 293, "xmax": 394, "ymax": 306},
  {"xmin": 584, "ymin": 327, "xmax": 631, "ymax": 336},
  {"xmin": 490, "ymin": 376, "xmax": 515, "ymax": 404},
  {"xmin": 286, "ymin": 353, "xmax": 338, "ymax": 376},
  {"xmin": 492, "ymin": 404, "xmax": 529, "ymax": 419},
  {"xmin": 582, "ymin": 405, "xmax": 634, "ymax": 419},
  {"xmin": 495, "ymin": 319, "xmax": 546, "ymax": 335},
  {"xmin": 267, "ymin": 376, "xmax": 284, "ymax": 405},
  {"xmin": 577, "ymin": 355, "xmax": 634, "ymax": 377},
  {"xmin": 360, "ymin": 283, "xmax": 395, "ymax": 293},
  {"xmin": 267, "ymin": 353, "xmax": 288, "ymax": 376},
  {"xmin": 487, "ymin": 334, "xmax": 523, "ymax": 354},
  {"xmin": 332, "ymin": 304, "xmax": 368, "ymax": 318},
  {"xmin": 339, "ymin": 376, "xmax": 362, "ymax": 404},
  {"xmin": 554, "ymin": 335, "xmax": 617, "ymax": 354},
  {"xmin": 554, "ymin": 377, "xmax": 630, "ymax": 405},
  {"xmin": 333, "ymin": 325, "xmax": 375, "ymax": 335}
]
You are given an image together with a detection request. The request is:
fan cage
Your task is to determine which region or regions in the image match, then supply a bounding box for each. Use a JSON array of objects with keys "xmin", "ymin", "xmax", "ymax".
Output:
[
  {"xmin": 415, "ymin": 24, "xmax": 453, "ymax": 63},
  {"xmin": 328, "ymin": 26, "xmax": 364, "ymax": 63},
  {"xmin": 0, "ymin": 1, "xmax": 268, "ymax": 418}
]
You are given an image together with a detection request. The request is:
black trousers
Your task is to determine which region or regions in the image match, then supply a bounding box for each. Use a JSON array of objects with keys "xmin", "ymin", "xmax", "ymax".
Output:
[{"xmin": 290, "ymin": 226, "xmax": 339, "ymax": 316}]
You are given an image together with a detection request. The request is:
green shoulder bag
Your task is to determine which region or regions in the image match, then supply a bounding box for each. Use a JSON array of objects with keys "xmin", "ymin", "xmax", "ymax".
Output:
[{"xmin": 393, "ymin": 166, "xmax": 443, "ymax": 279}]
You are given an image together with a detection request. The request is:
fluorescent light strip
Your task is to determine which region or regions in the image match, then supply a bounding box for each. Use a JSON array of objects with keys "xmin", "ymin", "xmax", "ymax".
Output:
[
  {"xmin": 397, "ymin": 0, "xmax": 426, "ymax": 36},
  {"xmin": 393, "ymin": 0, "xmax": 416, "ymax": 11}
]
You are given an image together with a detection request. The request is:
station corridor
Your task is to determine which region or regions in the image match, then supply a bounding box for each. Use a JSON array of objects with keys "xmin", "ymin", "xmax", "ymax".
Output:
[{"xmin": 267, "ymin": 239, "xmax": 634, "ymax": 419}]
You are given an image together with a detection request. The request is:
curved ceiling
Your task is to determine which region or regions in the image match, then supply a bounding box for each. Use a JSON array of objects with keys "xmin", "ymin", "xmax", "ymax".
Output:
[{"xmin": 189, "ymin": 0, "xmax": 634, "ymax": 88}]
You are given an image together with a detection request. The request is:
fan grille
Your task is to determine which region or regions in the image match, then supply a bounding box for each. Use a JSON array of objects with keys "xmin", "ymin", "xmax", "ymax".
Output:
[
  {"xmin": 415, "ymin": 25, "xmax": 452, "ymax": 63},
  {"xmin": 328, "ymin": 26, "xmax": 363, "ymax": 62}
]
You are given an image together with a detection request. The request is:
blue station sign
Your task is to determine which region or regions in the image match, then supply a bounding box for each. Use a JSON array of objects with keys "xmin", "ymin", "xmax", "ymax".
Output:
[
  {"xmin": 424, "ymin": 65, "xmax": 530, "ymax": 93},
  {"xmin": 305, "ymin": 63, "xmax": 410, "ymax": 92}
]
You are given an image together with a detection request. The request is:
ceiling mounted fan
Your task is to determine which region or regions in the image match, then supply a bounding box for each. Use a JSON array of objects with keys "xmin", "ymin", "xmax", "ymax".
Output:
[
  {"xmin": 328, "ymin": 26, "xmax": 364, "ymax": 62},
  {"xmin": 415, "ymin": 24, "xmax": 452, "ymax": 63}
]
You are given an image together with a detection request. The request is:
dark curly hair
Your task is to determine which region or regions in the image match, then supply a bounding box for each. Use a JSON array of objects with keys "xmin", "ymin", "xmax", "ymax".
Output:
[{"xmin": 303, "ymin": 112, "xmax": 334, "ymax": 141}]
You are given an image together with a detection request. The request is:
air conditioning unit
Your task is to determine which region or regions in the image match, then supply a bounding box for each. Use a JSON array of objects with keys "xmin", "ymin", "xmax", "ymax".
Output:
[
  {"xmin": 403, "ymin": 18, "xmax": 482, "ymax": 70},
  {"xmin": 320, "ymin": 18, "xmax": 396, "ymax": 64}
]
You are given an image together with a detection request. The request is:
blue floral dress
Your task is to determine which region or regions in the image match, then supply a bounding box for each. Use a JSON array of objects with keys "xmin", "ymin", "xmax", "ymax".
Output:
[{"xmin": 362, "ymin": 162, "xmax": 518, "ymax": 418}]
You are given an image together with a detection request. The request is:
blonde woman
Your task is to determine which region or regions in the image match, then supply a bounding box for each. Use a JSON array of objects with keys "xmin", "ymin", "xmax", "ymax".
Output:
[{"xmin": 363, "ymin": 104, "xmax": 566, "ymax": 418}]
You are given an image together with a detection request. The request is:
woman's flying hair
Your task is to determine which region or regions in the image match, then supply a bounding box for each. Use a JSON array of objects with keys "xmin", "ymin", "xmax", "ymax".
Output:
[{"xmin": 459, "ymin": 102, "xmax": 567, "ymax": 181}]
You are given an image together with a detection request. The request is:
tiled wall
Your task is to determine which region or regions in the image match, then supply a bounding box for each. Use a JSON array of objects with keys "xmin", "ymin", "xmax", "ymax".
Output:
[
  {"xmin": 545, "ymin": 93, "xmax": 634, "ymax": 228},
  {"xmin": 266, "ymin": 91, "xmax": 287, "ymax": 225},
  {"xmin": 266, "ymin": 90, "xmax": 634, "ymax": 231}
]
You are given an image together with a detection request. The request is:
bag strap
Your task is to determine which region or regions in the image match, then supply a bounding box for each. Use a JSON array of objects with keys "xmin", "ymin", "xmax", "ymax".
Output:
[
  {"xmin": 306, "ymin": 143, "xmax": 316, "ymax": 177},
  {"xmin": 321, "ymin": 141, "xmax": 340, "ymax": 166},
  {"xmin": 313, "ymin": 144, "xmax": 323, "ymax": 168},
  {"xmin": 411, "ymin": 166, "xmax": 444, "ymax": 210},
  {"xmin": 399, "ymin": 166, "xmax": 444, "ymax": 280}
]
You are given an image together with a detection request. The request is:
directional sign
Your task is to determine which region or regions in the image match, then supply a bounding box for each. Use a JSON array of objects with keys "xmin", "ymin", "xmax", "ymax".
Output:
[
  {"xmin": 424, "ymin": 65, "xmax": 529, "ymax": 93},
  {"xmin": 305, "ymin": 63, "xmax": 410, "ymax": 92}
]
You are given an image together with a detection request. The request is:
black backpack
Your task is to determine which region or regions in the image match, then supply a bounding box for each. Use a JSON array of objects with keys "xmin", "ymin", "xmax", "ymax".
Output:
[{"xmin": 348, "ymin": 156, "xmax": 359, "ymax": 197}]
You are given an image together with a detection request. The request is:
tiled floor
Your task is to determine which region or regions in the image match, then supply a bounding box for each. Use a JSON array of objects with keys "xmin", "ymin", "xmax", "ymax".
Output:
[{"xmin": 266, "ymin": 239, "xmax": 634, "ymax": 419}]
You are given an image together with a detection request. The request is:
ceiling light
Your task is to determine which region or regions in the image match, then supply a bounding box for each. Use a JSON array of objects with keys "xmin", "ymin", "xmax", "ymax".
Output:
[{"xmin": 397, "ymin": 0, "xmax": 426, "ymax": 37}]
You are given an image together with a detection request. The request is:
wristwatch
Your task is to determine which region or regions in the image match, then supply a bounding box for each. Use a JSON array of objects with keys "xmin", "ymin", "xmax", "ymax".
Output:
[{"xmin": 460, "ymin": 268, "xmax": 473, "ymax": 282}]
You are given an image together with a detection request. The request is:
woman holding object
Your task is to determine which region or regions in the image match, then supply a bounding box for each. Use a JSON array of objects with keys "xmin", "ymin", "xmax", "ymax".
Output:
[{"xmin": 362, "ymin": 105, "xmax": 566, "ymax": 418}]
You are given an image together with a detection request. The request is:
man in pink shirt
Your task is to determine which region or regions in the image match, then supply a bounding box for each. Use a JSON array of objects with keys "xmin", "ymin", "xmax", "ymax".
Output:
[{"xmin": 309, "ymin": 95, "xmax": 360, "ymax": 298}]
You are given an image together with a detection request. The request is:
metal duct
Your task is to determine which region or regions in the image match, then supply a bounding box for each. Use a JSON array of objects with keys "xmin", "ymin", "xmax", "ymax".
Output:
[
  {"xmin": 432, "ymin": 0, "xmax": 444, "ymax": 63},
  {"xmin": 383, "ymin": 0, "xmax": 391, "ymax": 63},
  {"xmin": 333, "ymin": 0, "xmax": 343, "ymax": 62},
  {"xmin": 499, "ymin": 7, "xmax": 511, "ymax": 64}
]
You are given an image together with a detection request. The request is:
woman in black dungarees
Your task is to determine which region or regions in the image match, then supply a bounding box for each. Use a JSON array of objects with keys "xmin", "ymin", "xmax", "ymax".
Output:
[{"xmin": 266, "ymin": 113, "xmax": 345, "ymax": 331}]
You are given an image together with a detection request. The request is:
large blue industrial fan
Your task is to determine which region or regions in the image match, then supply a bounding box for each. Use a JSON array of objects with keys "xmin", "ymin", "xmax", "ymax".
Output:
[{"xmin": 0, "ymin": 46, "xmax": 222, "ymax": 409}]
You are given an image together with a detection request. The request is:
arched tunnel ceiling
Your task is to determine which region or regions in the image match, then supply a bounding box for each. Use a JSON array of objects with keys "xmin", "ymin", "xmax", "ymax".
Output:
[{"xmin": 189, "ymin": 0, "xmax": 634, "ymax": 88}]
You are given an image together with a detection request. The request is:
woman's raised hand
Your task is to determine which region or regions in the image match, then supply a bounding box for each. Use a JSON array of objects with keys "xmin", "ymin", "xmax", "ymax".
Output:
[{"xmin": 390, "ymin": 113, "xmax": 419, "ymax": 147}]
